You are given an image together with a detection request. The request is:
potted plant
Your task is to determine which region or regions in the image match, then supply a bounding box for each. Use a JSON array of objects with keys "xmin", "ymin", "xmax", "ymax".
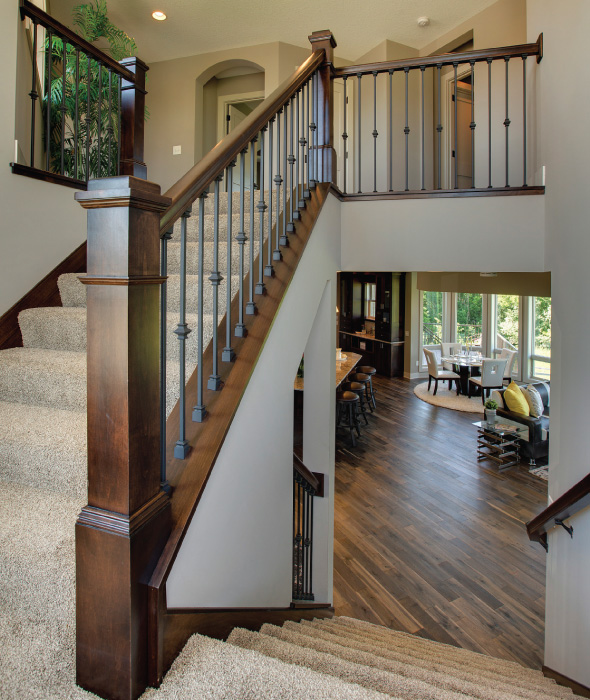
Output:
[{"xmin": 484, "ymin": 398, "xmax": 498, "ymax": 426}]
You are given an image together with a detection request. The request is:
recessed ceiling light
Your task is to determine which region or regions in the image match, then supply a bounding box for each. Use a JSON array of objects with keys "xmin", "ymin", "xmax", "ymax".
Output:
[
  {"xmin": 417, "ymin": 16, "xmax": 430, "ymax": 28},
  {"xmin": 152, "ymin": 11, "xmax": 167, "ymax": 20}
]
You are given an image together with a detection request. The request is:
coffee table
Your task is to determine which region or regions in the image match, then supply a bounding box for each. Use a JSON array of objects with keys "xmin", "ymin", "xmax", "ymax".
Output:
[{"xmin": 473, "ymin": 418, "xmax": 528, "ymax": 470}]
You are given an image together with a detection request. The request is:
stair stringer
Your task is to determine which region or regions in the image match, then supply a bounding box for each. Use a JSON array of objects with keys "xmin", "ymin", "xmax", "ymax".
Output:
[{"xmin": 148, "ymin": 185, "xmax": 340, "ymax": 685}]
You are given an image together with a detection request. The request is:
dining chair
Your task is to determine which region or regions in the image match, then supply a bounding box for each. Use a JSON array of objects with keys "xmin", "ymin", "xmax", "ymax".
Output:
[
  {"xmin": 423, "ymin": 348, "xmax": 460, "ymax": 396},
  {"xmin": 499, "ymin": 348, "xmax": 517, "ymax": 384},
  {"xmin": 469, "ymin": 358, "xmax": 508, "ymax": 404},
  {"xmin": 441, "ymin": 342, "xmax": 462, "ymax": 371}
]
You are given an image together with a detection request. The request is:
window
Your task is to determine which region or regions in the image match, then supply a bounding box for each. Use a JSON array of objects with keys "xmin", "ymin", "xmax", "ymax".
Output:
[
  {"xmin": 364, "ymin": 283, "xmax": 376, "ymax": 320},
  {"xmin": 422, "ymin": 291, "xmax": 443, "ymax": 346},
  {"xmin": 531, "ymin": 296, "xmax": 551, "ymax": 380},
  {"xmin": 455, "ymin": 293, "xmax": 482, "ymax": 346}
]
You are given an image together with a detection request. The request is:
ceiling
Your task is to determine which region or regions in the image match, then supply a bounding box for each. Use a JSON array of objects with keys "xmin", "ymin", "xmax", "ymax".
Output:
[{"xmin": 48, "ymin": 0, "xmax": 499, "ymax": 64}]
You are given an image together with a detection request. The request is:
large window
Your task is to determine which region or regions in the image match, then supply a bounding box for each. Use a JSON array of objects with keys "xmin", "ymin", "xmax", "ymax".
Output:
[
  {"xmin": 422, "ymin": 291, "xmax": 443, "ymax": 346},
  {"xmin": 364, "ymin": 283, "xmax": 376, "ymax": 320},
  {"xmin": 532, "ymin": 296, "xmax": 551, "ymax": 380},
  {"xmin": 456, "ymin": 293, "xmax": 483, "ymax": 346}
]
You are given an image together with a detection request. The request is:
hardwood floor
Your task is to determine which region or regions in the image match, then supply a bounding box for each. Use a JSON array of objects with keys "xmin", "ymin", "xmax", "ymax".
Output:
[{"xmin": 333, "ymin": 375, "xmax": 548, "ymax": 669}]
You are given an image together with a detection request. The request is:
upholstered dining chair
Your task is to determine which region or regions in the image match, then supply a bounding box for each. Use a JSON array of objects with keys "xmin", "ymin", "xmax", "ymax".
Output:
[
  {"xmin": 499, "ymin": 348, "xmax": 518, "ymax": 384},
  {"xmin": 469, "ymin": 358, "xmax": 508, "ymax": 404},
  {"xmin": 441, "ymin": 342, "xmax": 462, "ymax": 371},
  {"xmin": 423, "ymin": 348, "xmax": 460, "ymax": 396}
]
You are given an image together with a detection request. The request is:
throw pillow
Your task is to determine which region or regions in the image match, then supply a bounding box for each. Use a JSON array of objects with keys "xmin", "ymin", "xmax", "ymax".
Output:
[
  {"xmin": 524, "ymin": 384, "xmax": 545, "ymax": 417},
  {"xmin": 504, "ymin": 381, "xmax": 530, "ymax": 415}
]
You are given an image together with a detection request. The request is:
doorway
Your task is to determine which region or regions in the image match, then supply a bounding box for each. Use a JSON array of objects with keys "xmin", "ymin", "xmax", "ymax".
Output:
[{"xmin": 218, "ymin": 96, "xmax": 264, "ymax": 191}]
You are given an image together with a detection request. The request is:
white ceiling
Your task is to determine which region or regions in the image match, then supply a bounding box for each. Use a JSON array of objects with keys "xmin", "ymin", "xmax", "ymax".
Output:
[{"xmin": 49, "ymin": 0, "xmax": 499, "ymax": 64}]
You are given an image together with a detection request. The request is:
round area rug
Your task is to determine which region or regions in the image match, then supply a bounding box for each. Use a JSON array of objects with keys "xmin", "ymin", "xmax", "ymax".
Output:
[{"xmin": 413, "ymin": 381, "xmax": 485, "ymax": 414}]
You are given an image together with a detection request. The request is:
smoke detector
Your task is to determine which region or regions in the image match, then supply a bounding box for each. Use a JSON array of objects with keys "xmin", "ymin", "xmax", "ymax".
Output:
[{"xmin": 417, "ymin": 16, "xmax": 430, "ymax": 28}]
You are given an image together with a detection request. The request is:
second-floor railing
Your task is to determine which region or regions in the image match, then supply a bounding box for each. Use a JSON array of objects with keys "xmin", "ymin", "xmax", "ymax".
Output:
[{"xmin": 293, "ymin": 454, "xmax": 322, "ymax": 602}]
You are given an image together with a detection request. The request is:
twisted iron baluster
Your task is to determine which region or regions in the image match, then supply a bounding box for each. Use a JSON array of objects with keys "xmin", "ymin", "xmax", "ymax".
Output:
[
  {"xmin": 192, "ymin": 194, "xmax": 208, "ymax": 422},
  {"xmin": 222, "ymin": 161, "xmax": 236, "ymax": 362}
]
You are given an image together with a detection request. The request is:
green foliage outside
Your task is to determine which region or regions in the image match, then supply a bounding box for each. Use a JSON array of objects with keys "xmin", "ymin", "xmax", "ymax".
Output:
[
  {"xmin": 534, "ymin": 296, "xmax": 551, "ymax": 354},
  {"xmin": 422, "ymin": 291, "xmax": 443, "ymax": 345},
  {"xmin": 42, "ymin": 0, "xmax": 137, "ymax": 179},
  {"xmin": 456, "ymin": 292, "xmax": 482, "ymax": 345}
]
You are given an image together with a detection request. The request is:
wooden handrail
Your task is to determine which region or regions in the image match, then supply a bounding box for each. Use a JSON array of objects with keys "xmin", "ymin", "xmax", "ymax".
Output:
[
  {"xmin": 20, "ymin": 0, "xmax": 135, "ymax": 82},
  {"xmin": 293, "ymin": 453, "xmax": 320, "ymax": 493},
  {"xmin": 333, "ymin": 34, "xmax": 543, "ymax": 78},
  {"xmin": 159, "ymin": 50, "xmax": 325, "ymax": 235},
  {"xmin": 526, "ymin": 473, "xmax": 590, "ymax": 550}
]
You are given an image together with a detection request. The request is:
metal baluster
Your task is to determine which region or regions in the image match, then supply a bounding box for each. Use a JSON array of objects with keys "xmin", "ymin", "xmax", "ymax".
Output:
[
  {"xmin": 174, "ymin": 207, "xmax": 192, "ymax": 458},
  {"xmin": 208, "ymin": 176, "xmax": 224, "ymax": 391},
  {"xmin": 97, "ymin": 62, "xmax": 102, "ymax": 177},
  {"xmin": 223, "ymin": 161, "xmax": 236, "ymax": 362},
  {"xmin": 470, "ymin": 61, "xmax": 476, "ymax": 188},
  {"xmin": 453, "ymin": 62, "xmax": 458, "ymax": 189},
  {"xmin": 293, "ymin": 93, "xmax": 301, "ymax": 218},
  {"xmin": 302, "ymin": 483, "xmax": 307, "ymax": 597},
  {"xmin": 357, "ymin": 73, "xmax": 362, "ymax": 193},
  {"xmin": 117, "ymin": 75, "xmax": 122, "ymax": 175},
  {"xmin": 372, "ymin": 71, "xmax": 378, "ymax": 193},
  {"xmin": 235, "ymin": 150, "xmax": 248, "ymax": 338},
  {"xmin": 60, "ymin": 37, "xmax": 67, "ymax": 175},
  {"xmin": 281, "ymin": 103, "xmax": 289, "ymax": 246},
  {"xmin": 192, "ymin": 194, "xmax": 208, "ymax": 422},
  {"xmin": 314, "ymin": 72, "xmax": 319, "ymax": 184},
  {"xmin": 265, "ymin": 118, "xmax": 275, "ymax": 275},
  {"xmin": 343, "ymin": 75, "xmax": 348, "ymax": 194},
  {"xmin": 287, "ymin": 98, "xmax": 296, "ymax": 232},
  {"xmin": 388, "ymin": 70, "xmax": 393, "ymax": 191},
  {"xmin": 298, "ymin": 480, "xmax": 303, "ymax": 598},
  {"xmin": 29, "ymin": 20, "xmax": 38, "ymax": 168},
  {"xmin": 160, "ymin": 227, "xmax": 173, "ymax": 489},
  {"xmin": 45, "ymin": 30, "xmax": 52, "ymax": 172},
  {"xmin": 307, "ymin": 489, "xmax": 313, "ymax": 598},
  {"xmin": 437, "ymin": 64, "xmax": 442, "ymax": 189},
  {"xmin": 85, "ymin": 55, "xmax": 91, "ymax": 180},
  {"xmin": 420, "ymin": 66, "xmax": 425, "ymax": 191},
  {"xmin": 305, "ymin": 80, "xmax": 311, "ymax": 198},
  {"xmin": 107, "ymin": 69, "xmax": 113, "ymax": 176},
  {"xmin": 488, "ymin": 58, "xmax": 492, "ymax": 188},
  {"xmin": 292, "ymin": 471, "xmax": 296, "ymax": 598},
  {"xmin": 273, "ymin": 109, "xmax": 283, "ymax": 260},
  {"xmin": 255, "ymin": 127, "xmax": 267, "ymax": 295},
  {"xmin": 309, "ymin": 488, "xmax": 314, "ymax": 599},
  {"xmin": 522, "ymin": 54, "xmax": 528, "ymax": 187},
  {"xmin": 404, "ymin": 67, "xmax": 410, "ymax": 191},
  {"xmin": 309, "ymin": 75, "xmax": 317, "ymax": 188},
  {"xmin": 246, "ymin": 137, "xmax": 257, "ymax": 315},
  {"xmin": 504, "ymin": 56, "xmax": 510, "ymax": 187},
  {"xmin": 74, "ymin": 49, "xmax": 80, "ymax": 179},
  {"xmin": 298, "ymin": 89, "xmax": 306, "ymax": 208}
]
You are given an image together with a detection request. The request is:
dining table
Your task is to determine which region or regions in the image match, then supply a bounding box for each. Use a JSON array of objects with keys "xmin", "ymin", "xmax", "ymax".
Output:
[{"xmin": 441, "ymin": 354, "xmax": 488, "ymax": 396}]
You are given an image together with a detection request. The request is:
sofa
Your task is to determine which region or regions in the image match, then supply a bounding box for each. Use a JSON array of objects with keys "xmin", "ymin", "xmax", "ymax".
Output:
[{"xmin": 491, "ymin": 382, "xmax": 550, "ymax": 466}]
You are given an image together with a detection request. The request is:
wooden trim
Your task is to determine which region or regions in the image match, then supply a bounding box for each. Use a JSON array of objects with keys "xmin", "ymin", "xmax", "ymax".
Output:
[
  {"xmin": 160, "ymin": 50, "xmax": 325, "ymax": 235},
  {"xmin": 20, "ymin": 0, "xmax": 136, "ymax": 81},
  {"xmin": 151, "ymin": 605, "xmax": 334, "ymax": 687},
  {"xmin": 543, "ymin": 666, "xmax": 590, "ymax": 699},
  {"xmin": 148, "ymin": 184, "xmax": 332, "ymax": 684},
  {"xmin": 333, "ymin": 36, "xmax": 543, "ymax": 77},
  {"xmin": 10, "ymin": 163, "xmax": 87, "ymax": 190},
  {"xmin": 0, "ymin": 241, "xmax": 86, "ymax": 350},
  {"xmin": 330, "ymin": 184, "xmax": 545, "ymax": 201},
  {"xmin": 526, "ymin": 473, "xmax": 590, "ymax": 546}
]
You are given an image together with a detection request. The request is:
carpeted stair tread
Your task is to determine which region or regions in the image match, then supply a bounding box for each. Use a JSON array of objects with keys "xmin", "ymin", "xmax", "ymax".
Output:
[
  {"xmin": 167, "ymin": 240, "xmax": 260, "ymax": 276},
  {"xmin": 0, "ymin": 347, "xmax": 86, "ymax": 411},
  {"xmin": 229, "ymin": 627, "xmax": 473, "ymax": 700},
  {"xmin": 141, "ymin": 633, "xmax": 391, "ymax": 700},
  {"xmin": 272, "ymin": 622, "xmax": 567, "ymax": 700},
  {"xmin": 57, "ymin": 273, "xmax": 86, "ymax": 307},
  {"xmin": 304, "ymin": 619, "xmax": 548, "ymax": 684},
  {"xmin": 0, "ymin": 401, "xmax": 86, "ymax": 497}
]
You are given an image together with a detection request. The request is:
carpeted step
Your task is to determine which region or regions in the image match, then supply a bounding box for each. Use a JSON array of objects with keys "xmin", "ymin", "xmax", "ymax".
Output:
[
  {"xmin": 228, "ymin": 626, "xmax": 472, "ymax": 700},
  {"xmin": 0, "ymin": 401, "xmax": 86, "ymax": 497},
  {"xmin": 267, "ymin": 622, "xmax": 567, "ymax": 700},
  {"xmin": 202, "ymin": 189, "xmax": 279, "ymax": 216},
  {"xmin": 0, "ymin": 347, "xmax": 86, "ymax": 412},
  {"xmin": 166, "ymin": 274, "xmax": 241, "ymax": 314},
  {"xmin": 167, "ymin": 240, "xmax": 260, "ymax": 276}
]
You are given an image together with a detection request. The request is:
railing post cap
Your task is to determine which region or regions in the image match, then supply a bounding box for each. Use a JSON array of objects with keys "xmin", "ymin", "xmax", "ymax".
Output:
[
  {"xmin": 119, "ymin": 56, "xmax": 149, "ymax": 73},
  {"xmin": 75, "ymin": 176, "xmax": 171, "ymax": 212},
  {"xmin": 309, "ymin": 30, "xmax": 337, "ymax": 49}
]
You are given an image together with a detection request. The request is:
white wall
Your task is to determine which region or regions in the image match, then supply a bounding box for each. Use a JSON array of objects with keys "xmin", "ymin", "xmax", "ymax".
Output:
[
  {"xmin": 340, "ymin": 194, "xmax": 545, "ymax": 273},
  {"xmin": 527, "ymin": 0, "xmax": 590, "ymax": 688},
  {"xmin": 167, "ymin": 193, "xmax": 341, "ymax": 607},
  {"xmin": 0, "ymin": 4, "xmax": 86, "ymax": 317}
]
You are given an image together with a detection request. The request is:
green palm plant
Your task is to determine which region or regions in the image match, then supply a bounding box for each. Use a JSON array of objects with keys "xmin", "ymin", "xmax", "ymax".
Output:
[{"xmin": 42, "ymin": 0, "xmax": 137, "ymax": 180}]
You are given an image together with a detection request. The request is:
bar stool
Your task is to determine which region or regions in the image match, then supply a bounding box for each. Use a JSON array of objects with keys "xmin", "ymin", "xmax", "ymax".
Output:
[
  {"xmin": 357, "ymin": 365, "xmax": 377, "ymax": 410},
  {"xmin": 336, "ymin": 390, "xmax": 361, "ymax": 447},
  {"xmin": 349, "ymin": 372, "xmax": 374, "ymax": 413},
  {"xmin": 341, "ymin": 381, "xmax": 370, "ymax": 425}
]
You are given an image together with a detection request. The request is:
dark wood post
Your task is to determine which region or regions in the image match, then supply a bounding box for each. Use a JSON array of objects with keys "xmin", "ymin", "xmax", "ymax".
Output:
[
  {"xmin": 74, "ymin": 176, "xmax": 171, "ymax": 700},
  {"xmin": 119, "ymin": 57, "xmax": 148, "ymax": 179},
  {"xmin": 308, "ymin": 30, "xmax": 337, "ymax": 184}
]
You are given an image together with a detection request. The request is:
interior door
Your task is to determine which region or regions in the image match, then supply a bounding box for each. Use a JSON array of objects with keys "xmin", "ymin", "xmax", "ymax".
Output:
[
  {"xmin": 451, "ymin": 82, "xmax": 473, "ymax": 189},
  {"xmin": 227, "ymin": 104, "xmax": 252, "ymax": 192}
]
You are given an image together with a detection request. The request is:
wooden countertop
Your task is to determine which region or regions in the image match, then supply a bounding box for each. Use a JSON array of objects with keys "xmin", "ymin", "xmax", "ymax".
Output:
[
  {"xmin": 294, "ymin": 351, "xmax": 362, "ymax": 391},
  {"xmin": 339, "ymin": 330, "xmax": 404, "ymax": 346}
]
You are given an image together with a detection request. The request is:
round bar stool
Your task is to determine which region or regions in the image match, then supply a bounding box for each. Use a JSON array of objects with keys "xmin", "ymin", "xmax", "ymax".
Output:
[
  {"xmin": 341, "ymin": 381, "xmax": 370, "ymax": 425},
  {"xmin": 349, "ymin": 372, "xmax": 374, "ymax": 413},
  {"xmin": 336, "ymin": 390, "xmax": 361, "ymax": 447},
  {"xmin": 357, "ymin": 366, "xmax": 377, "ymax": 410}
]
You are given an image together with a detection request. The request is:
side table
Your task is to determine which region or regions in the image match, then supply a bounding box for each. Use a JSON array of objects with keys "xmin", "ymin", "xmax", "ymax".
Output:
[{"xmin": 473, "ymin": 419, "xmax": 528, "ymax": 470}]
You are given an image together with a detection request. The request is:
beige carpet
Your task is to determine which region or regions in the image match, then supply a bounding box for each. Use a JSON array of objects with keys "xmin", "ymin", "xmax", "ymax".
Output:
[{"xmin": 414, "ymin": 381, "xmax": 485, "ymax": 414}]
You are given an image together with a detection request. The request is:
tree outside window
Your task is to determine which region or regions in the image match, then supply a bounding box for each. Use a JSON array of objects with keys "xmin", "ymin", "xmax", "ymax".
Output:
[
  {"xmin": 422, "ymin": 291, "xmax": 443, "ymax": 346},
  {"xmin": 456, "ymin": 293, "xmax": 482, "ymax": 346}
]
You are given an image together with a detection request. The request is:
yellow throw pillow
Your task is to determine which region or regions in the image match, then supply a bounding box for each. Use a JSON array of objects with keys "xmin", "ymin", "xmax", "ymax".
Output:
[{"xmin": 504, "ymin": 381, "xmax": 530, "ymax": 416}]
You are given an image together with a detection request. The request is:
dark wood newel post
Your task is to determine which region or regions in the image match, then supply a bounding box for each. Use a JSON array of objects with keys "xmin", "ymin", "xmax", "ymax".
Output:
[
  {"xmin": 119, "ymin": 57, "xmax": 148, "ymax": 179},
  {"xmin": 74, "ymin": 176, "xmax": 172, "ymax": 700},
  {"xmin": 309, "ymin": 30, "xmax": 337, "ymax": 185}
]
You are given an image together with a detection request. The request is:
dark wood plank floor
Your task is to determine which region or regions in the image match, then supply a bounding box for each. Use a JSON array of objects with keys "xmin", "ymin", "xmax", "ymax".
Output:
[{"xmin": 334, "ymin": 375, "xmax": 547, "ymax": 669}]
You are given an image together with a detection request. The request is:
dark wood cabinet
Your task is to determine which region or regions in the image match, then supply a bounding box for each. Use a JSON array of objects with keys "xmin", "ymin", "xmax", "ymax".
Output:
[{"xmin": 338, "ymin": 272, "xmax": 405, "ymax": 377}]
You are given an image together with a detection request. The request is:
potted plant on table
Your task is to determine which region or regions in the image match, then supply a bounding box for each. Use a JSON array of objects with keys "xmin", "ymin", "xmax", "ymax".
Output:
[{"xmin": 484, "ymin": 398, "xmax": 498, "ymax": 426}]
